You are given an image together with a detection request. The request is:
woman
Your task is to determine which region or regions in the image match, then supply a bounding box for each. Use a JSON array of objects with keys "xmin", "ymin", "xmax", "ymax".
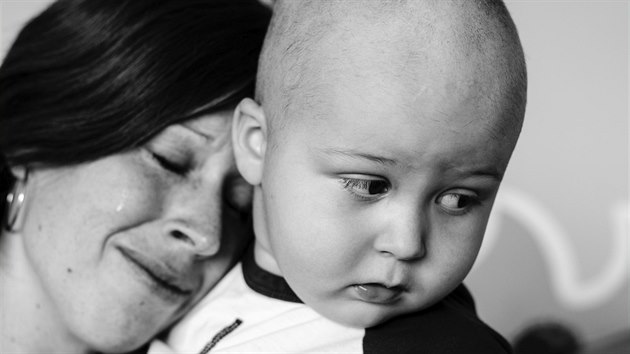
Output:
[{"xmin": 0, "ymin": 0, "xmax": 270, "ymax": 353}]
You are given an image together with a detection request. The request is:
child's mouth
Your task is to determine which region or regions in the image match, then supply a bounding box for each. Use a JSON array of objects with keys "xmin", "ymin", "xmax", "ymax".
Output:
[{"xmin": 354, "ymin": 283, "xmax": 404, "ymax": 304}]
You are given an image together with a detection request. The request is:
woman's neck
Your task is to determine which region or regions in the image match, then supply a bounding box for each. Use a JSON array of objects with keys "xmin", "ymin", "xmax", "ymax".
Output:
[{"xmin": 0, "ymin": 231, "xmax": 91, "ymax": 354}]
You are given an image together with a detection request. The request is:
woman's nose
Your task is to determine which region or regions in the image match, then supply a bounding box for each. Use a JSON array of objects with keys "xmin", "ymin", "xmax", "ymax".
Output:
[
  {"xmin": 164, "ymin": 180, "xmax": 225, "ymax": 258},
  {"xmin": 373, "ymin": 208, "xmax": 426, "ymax": 261},
  {"xmin": 165, "ymin": 221, "xmax": 221, "ymax": 258}
]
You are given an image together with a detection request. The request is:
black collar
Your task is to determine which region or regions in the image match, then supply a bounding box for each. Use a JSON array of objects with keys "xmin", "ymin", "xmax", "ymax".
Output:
[{"xmin": 242, "ymin": 246, "xmax": 303, "ymax": 303}]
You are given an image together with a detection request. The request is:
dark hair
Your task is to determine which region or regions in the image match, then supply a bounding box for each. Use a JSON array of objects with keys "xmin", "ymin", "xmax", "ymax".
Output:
[{"xmin": 0, "ymin": 0, "xmax": 271, "ymax": 219}]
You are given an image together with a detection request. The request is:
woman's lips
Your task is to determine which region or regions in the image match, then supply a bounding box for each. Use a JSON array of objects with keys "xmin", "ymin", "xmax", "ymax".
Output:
[
  {"xmin": 118, "ymin": 247, "xmax": 194, "ymax": 301},
  {"xmin": 354, "ymin": 283, "xmax": 404, "ymax": 304}
]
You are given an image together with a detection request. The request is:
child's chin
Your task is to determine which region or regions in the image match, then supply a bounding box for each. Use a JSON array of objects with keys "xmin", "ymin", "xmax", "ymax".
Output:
[
  {"xmin": 348, "ymin": 312, "xmax": 399, "ymax": 329},
  {"xmin": 319, "ymin": 301, "xmax": 401, "ymax": 329}
]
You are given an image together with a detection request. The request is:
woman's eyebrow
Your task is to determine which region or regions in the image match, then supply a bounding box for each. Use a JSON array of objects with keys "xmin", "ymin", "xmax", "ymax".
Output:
[
  {"xmin": 159, "ymin": 125, "xmax": 202, "ymax": 142},
  {"xmin": 176, "ymin": 124, "xmax": 217, "ymax": 143},
  {"xmin": 181, "ymin": 120, "xmax": 230, "ymax": 142},
  {"xmin": 183, "ymin": 126, "xmax": 212, "ymax": 141}
]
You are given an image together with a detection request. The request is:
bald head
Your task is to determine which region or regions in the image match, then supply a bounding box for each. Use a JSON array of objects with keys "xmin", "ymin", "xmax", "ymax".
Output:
[{"xmin": 257, "ymin": 0, "xmax": 526, "ymax": 139}]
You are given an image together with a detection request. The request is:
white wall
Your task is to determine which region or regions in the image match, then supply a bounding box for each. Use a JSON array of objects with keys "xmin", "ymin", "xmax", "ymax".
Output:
[
  {"xmin": 2, "ymin": 0, "xmax": 628, "ymax": 346},
  {"xmin": 1, "ymin": 1, "xmax": 51, "ymax": 57},
  {"xmin": 467, "ymin": 0, "xmax": 629, "ymax": 344}
]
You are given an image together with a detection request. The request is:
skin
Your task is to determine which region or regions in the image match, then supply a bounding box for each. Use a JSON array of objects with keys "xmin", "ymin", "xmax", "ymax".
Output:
[
  {"xmin": 234, "ymin": 1, "xmax": 523, "ymax": 328},
  {"xmin": 0, "ymin": 111, "xmax": 252, "ymax": 353}
]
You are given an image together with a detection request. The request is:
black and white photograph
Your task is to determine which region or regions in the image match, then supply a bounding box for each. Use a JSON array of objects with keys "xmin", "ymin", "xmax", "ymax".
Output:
[{"xmin": 1, "ymin": 1, "xmax": 627, "ymax": 353}]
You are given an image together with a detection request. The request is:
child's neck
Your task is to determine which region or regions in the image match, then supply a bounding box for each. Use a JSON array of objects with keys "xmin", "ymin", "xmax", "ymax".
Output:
[
  {"xmin": 0, "ymin": 231, "xmax": 90, "ymax": 354},
  {"xmin": 251, "ymin": 194, "xmax": 284, "ymax": 276},
  {"xmin": 252, "ymin": 239, "xmax": 283, "ymax": 277}
]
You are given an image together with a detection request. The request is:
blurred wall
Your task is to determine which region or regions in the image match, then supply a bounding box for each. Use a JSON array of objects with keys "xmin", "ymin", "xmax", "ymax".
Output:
[
  {"xmin": 1, "ymin": 1, "xmax": 51, "ymax": 56},
  {"xmin": 467, "ymin": 0, "xmax": 629, "ymax": 345},
  {"xmin": 2, "ymin": 0, "xmax": 628, "ymax": 347}
]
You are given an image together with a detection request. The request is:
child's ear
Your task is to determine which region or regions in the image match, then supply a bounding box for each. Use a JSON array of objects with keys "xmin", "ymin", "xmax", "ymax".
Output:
[{"xmin": 233, "ymin": 98, "xmax": 267, "ymax": 186}]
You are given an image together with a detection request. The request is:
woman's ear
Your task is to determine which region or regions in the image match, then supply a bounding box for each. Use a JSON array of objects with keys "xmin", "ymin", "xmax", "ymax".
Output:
[
  {"xmin": 233, "ymin": 98, "xmax": 267, "ymax": 186},
  {"xmin": 10, "ymin": 165, "xmax": 27, "ymax": 181}
]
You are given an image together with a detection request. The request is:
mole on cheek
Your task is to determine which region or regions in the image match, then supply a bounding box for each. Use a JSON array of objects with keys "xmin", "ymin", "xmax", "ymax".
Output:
[{"xmin": 66, "ymin": 268, "xmax": 73, "ymax": 273}]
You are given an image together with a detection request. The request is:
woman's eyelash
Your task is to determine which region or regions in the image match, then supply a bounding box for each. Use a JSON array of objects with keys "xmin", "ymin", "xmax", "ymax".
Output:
[{"xmin": 150, "ymin": 152, "xmax": 188, "ymax": 175}]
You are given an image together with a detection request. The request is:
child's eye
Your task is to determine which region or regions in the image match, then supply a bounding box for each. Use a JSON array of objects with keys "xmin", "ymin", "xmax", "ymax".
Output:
[
  {"xmin": 149, "ymin": 151, "xmax": 189, "ymax": 175},
  {"xmin": 436, "ymin": 191, "xmax": 477, "ymax": 214},
  {"xmin": 340, "ymin": 176, "xmax": 390, "ymax": 200}
]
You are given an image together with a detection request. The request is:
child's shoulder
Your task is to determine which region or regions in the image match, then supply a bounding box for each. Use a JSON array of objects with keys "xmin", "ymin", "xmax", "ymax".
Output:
[{"xmin": 363, "ymin": 284, "xmax": 513, "ymax": 354}]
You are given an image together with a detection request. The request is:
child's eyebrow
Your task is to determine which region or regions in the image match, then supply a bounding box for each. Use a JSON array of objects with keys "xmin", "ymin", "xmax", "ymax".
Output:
[
  {"xmin": 319, "ymin": 147, "xmax": 398, "ymax": 166},
  {"xmin": 448, "ymin": 164, "xmax": 504, "ymax": 182},
  {"xmin": 319, "ymin": 147, "xmax": 504, "ymax": 181},
  {"xmin": 458, "ymin": 167, "xmax": 503, "ymax": 181}
]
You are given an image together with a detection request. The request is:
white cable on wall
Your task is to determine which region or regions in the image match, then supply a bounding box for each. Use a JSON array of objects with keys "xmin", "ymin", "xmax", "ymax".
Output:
[{"xmin": 479, "ymin": 185, "xmax": 629, "ymax": 310}]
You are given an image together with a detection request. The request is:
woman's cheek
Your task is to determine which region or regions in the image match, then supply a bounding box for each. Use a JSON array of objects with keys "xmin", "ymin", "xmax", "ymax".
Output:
[{"xmin": 112, "ymin": 156, "xmax": 171, "ymax": 223}]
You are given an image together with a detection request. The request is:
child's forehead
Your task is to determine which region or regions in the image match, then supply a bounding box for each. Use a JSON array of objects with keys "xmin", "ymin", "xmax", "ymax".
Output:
[
  {"xmin": 272, "ymin": 36, "xmax": 518, "ymax": 175},
  {"xmin": 278, "ymin": 30, "xmax": 510, "ymax": 135},
  {"xmin": 278, "ymin": 66, "xmax": 515, "ymax": 180},
  {"xmin": 290, "ymin": 71, "xmax": 506, "ymax": 135}
]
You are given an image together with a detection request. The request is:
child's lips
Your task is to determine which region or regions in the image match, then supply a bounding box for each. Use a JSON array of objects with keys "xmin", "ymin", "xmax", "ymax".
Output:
[{"xmin": 354, "ymin": 283, "xmax": 405, "ymax": 304}]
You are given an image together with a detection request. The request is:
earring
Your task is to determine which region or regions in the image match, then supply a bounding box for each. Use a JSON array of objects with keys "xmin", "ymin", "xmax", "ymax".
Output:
[{"xmin": 4, "ymin": 170, "xmax": 28, "ymax": 232}]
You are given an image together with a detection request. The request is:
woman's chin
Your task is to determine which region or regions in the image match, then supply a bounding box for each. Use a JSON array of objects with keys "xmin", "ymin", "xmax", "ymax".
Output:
[
  {"xmin": 66, "ymin": 291, "xmax": 175, "ymax": 354},
  {"xmin": 75, "ymin": 315, "xmax": 163, "ymax": 354}
]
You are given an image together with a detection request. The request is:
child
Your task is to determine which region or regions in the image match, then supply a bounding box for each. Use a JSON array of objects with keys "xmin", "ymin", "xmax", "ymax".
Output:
[{"xmin": 151, "ymin": 0, "xmax": 526, "ymax": 352}]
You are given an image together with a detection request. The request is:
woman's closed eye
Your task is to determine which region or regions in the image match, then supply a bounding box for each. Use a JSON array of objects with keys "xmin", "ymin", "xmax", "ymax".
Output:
[
  {"xmin": 148, "ymin": 150, "xmax": 190, "ymax": 175},
  {"xmin": 339, "ymin": 176, "xmax": 390, "ymax": 201}
]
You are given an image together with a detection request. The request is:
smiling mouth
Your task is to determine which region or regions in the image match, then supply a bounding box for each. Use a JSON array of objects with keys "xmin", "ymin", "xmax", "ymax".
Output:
[
  {"xmin": 354, "ymin": 283, "xmax": 405, "ymax": 304},
  {"xmin": 118, "ymin": 247, "xmax": 192, "ymax": 301}
]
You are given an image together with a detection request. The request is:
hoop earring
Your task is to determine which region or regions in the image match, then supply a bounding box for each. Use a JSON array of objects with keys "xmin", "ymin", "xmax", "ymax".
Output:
[{"xmin": 4, "ymin": 170, "xmax": 28, "ymax": 232}]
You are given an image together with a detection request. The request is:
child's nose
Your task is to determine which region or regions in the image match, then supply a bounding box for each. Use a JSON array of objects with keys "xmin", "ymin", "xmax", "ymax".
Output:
[{"xmin": 373, "ymin": 208, "xmax": 426, "ymax": 261}]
